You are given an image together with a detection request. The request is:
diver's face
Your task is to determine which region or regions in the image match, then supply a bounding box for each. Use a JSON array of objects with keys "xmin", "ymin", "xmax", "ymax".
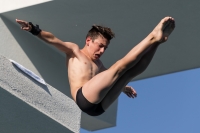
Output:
[{"xmin": 86, "ymin": 36, "xmax": 108, "ymax": 60}]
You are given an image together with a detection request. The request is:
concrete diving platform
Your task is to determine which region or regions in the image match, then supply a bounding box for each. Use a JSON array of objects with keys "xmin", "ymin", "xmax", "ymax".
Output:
[{"xmin": 0, "ymin": 55, "xmax": 81, "ymax": 133}]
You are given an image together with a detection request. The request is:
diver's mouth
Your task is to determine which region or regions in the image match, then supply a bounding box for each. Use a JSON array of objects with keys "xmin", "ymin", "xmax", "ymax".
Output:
[{"xmin": 95, "ymin": 54, "xmax": 100, "ymax": 58}]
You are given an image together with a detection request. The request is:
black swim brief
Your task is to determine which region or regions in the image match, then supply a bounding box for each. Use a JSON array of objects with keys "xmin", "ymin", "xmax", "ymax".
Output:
[{"xmin": 76, "ymin": 87, "xmax": 105, "ymax": 116}]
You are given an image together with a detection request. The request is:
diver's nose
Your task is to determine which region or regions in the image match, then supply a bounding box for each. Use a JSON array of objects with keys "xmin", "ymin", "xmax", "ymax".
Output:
[{"xmin": 100, "ymin": 47, "xmax": 105, "ymax": 53}]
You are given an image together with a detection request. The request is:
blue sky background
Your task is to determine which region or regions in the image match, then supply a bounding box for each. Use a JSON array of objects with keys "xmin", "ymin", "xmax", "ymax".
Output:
[{"xmin": 81, "ymin": 68, "xmax": 200, "ymax": 133}]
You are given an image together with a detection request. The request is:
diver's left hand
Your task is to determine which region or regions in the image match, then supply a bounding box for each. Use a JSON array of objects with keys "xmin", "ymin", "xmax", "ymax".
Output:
[{"xmin": 123, "ymin": 86, "xmax": 137, "ymax": 98}]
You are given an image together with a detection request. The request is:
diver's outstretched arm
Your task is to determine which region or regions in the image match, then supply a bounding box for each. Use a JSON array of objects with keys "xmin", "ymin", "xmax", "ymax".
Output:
[{"xmin": 16, "ymin": 19, "xmax": 79, "ymax": 55}]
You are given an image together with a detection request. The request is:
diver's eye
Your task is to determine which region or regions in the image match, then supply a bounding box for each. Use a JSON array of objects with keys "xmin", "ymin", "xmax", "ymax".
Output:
[{"xmin": 99, "ymin": 45, "xmax": 103, "ymax": 48}]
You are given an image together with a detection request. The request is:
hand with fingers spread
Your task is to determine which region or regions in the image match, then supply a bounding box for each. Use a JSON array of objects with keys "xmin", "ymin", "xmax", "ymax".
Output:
[
  {"xmin": 123, "ymin": 86, "xmax": 137, "ymax": 98},
  {"xmin": 16, "ymin": 19, "xmax": 32, "ymax": 31}
]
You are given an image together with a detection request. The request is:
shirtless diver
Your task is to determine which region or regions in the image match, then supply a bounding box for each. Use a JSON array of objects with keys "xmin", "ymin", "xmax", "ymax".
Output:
[{"xmin": 16, "ymin": 17, "xmax": 175, "ymax": 116}]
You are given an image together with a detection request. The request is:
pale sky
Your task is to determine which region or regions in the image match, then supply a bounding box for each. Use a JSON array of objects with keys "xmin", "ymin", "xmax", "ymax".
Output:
[{"xmin": 81, "ymin": 68, "xmax": 200, "ymax": 133}]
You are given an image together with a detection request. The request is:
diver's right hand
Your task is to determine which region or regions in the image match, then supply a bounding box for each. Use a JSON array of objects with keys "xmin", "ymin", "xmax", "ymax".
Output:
[{"xmin": 16, "ymin": 19, "xmax": 32, "ymax": 31}]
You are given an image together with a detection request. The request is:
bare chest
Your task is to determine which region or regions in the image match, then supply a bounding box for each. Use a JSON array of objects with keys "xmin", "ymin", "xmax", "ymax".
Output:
[{"xmin": 67, "ymin": 56, "xmax": 102, "ymax": 80}]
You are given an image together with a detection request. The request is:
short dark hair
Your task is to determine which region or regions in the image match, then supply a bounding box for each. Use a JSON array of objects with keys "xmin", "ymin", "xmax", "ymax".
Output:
[{"xmin": 86, "ymin": 25, "xmax": 115, "ymax": 42}]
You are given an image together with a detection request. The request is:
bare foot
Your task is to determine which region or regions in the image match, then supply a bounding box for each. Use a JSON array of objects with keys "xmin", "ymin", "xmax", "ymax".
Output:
[{"xmin": 151, "ymin": 16, "xmax": 175, "ymax": 43}]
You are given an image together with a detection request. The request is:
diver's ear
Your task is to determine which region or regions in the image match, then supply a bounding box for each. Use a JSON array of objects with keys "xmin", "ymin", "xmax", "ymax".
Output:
[{"xmin": 86, "ymin": 37, "xmax": 92, "ymax": 46}]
